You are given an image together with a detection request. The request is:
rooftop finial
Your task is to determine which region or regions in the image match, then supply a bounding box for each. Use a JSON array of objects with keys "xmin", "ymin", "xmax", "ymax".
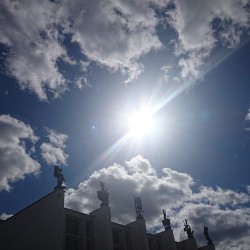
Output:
[
  {"xmin": 97, "ymin": 182, "xmax": 109, "ymax": 207},
  {"xmin": 183, "ymin": 219, "xmax": 194, "ymax": 239},
  {"xmin": 54, "ymin": 166, "xmax": 65, "ymax": 190},
  {"xmin": 162, "ymin": 209, "xmax": 171, "ymax": 230},
  {"xmin": 134, "ymin": 196, "xmax": 144, "ymax": 220}
]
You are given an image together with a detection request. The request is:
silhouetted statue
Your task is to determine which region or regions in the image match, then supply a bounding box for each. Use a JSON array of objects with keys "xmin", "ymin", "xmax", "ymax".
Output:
[
  {"xmin": 163, "ymin": 209, "xmax": 166, "ymax": 219},
  {"xmin": 97, "ymin": 182, "xmax": 109, "ymax": 207},
  {"xmin": 54, "ymin": 166, "xmax": 65, "ymax": 189},
  {"xmin": 183, "ymin": 219, "xmax": 194, "ymax": 239},
  {"xmin": 204, "ymin": 226, "xmax": 214, "ymax": 246},
  {"xmin": 134, "ymin": 196, "xmax": 144, "ymax": 220},
  {"xmin": 162, "ymin": 209, "xmax": 171, "ymax": 230}
]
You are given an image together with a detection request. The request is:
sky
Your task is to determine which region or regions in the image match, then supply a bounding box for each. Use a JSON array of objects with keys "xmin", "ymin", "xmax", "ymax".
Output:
[{"xmin": 0, "ymin": 0, "xmax": 250, "ymax": 249}]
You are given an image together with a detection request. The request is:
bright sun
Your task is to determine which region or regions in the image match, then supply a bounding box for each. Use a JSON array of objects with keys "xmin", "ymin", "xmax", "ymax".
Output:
[{"xmin": 128, "ymin": 107, "xmax": 155, "ymax": 139}]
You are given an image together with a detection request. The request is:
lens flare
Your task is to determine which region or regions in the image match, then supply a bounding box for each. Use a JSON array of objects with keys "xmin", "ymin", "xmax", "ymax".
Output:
[{"xmin": 128, "ymin": 107, "xmax": 155, "ymax": 139}]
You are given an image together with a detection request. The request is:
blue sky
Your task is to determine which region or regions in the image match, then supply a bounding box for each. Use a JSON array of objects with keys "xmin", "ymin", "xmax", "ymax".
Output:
[{"xmin": 1, "ymin": 0, "xmax": 250, "ymax": 248}]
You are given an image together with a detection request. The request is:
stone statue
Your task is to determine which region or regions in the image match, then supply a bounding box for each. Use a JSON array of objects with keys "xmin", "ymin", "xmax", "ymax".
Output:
[
  {"xmin": 204, "ymin": 226, "xmax": 214, "ymax": 246},
  {"xmin": 183, "ymin": 219, "xmax": 194, "ymax": 239},
  {"xmin": 162, "ymin": 209, "xmax": 171, "ymax": 230},
  {"xmin": 134, "ymin": 196, "xmax": 144, "ymax": 220},
  {"xmin": 54, "ymin": 166, "xmax": 65, "ymax": 189},
  {"xmin": 97, "ymin": 182, "xmax": 109, "ymax": 207}
]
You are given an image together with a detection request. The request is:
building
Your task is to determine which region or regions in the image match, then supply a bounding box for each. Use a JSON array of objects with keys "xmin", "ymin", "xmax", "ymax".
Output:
[{"xmin": 0, "ymin": 169, "xmax": 215, "ymax": 250}]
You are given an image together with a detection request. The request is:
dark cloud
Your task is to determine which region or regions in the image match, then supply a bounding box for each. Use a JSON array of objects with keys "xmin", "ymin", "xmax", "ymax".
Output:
[{"xmin": 176, "ymin": 204, "xmax": 250, "ymax": 249}]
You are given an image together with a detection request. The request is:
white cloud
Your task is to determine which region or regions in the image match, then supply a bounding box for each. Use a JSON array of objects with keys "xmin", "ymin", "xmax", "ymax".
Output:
[
  {"xmin": 0, "ymin": 213, "xmax": 12, "ymax": 220},
  {"xmin": 1, "ymin": 0, "xmax": 249, "ymax": 98},
  {"xmin": 65, "ymin": 155, "xmax": 250, "ymax": 249},
  {"xmin": 65, "ymin": 155, "xmax": 194, "ymax": 224},
  {"xmin": 0, "ymin": 115, "xmax": 40, "ymax": 191},
  {"xmin": 245, "ymin": 109, "xmax": 250, "ymax": 120},
  {"xmin": 0, "ymin": 0, "xmax": 70, "ymax": 100},
  {"xmin": 175, "ymin": 204, "xmax": 250, "ymax": 249},
  {"xmin": 166, "ymin": 0, "xmax": 250, "ymax": 80},
  {"xmin": 126, "ymin": 155, "xmax": 156, "ymax": 175},
  {"xmin": 168, "ymin": 0, "xmax": 249, "ymax": 51},
  {"xmin": 160, "ymin": 64, "xmax": 173, "ymax": 83},
  {"xmin": 177, "ymin": 47, "xmax": 211, "ymax": 80},
  {"xmin": 0, "ymin": 0, "xmax": 162, "ymax": 96},
  {"xmin": 192, "ymin": 186, "xmax": 250, "ymax": 207},
  {"xmin": 218, "ymin": 20, "xmax": 244, "ymax": 49},
  {"xmin": 64, "ymin": 0, "xmax": 162, "ymax": 82},
  {"xmin": 40, "ymin": 129, "xmax": 68, "ymax": 166},
  {"xmin": 46, "ymin": 129, "xmax": 68, "ymax": 148}
]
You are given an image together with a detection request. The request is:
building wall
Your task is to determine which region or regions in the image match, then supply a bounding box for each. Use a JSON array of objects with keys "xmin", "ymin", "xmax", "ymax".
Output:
[
  {"xmin": 112, "ymin": 222, "xmax": 134, "ymax": 250},
  {"xmin": 128, "ymin": 219, "xmax": 150, "ymax": 250},
  {"xmin": 90, "ymin": 206, "xmax": 114, "ymax": 250},
  {"xmin": 0, "ymin": 188, "xmax": 215, "ymax": 250},
  {"xmin": 64, "ymin": 208, "xmax": 95, "ymax": 250},
  {"xmin": 176, "ymin": 238, "xmax": 198, "ymax": 250},
  {"xmin": 0, "ymin": 189, "xmax": 65, "ymax": 250},
  {"xmin": 156, "ymin": 230, "xmax": 177, "ymax": 250}
]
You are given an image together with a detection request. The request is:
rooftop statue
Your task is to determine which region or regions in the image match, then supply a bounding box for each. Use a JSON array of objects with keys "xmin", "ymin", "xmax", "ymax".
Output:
[
  {"xmin": 204, "ymin": 226, "xmax": 214, "ymax": 246},
  {"xmin": 54, "ymin": 166, "xmax": 65, "ymax": 189},
  {"xmin": 183, "ymin": 219, "xmax": 194, "ymax": 239},
  {"xmin": 134, "ymin": 196, "xmax": 144, "ymax": 220},
  {"xmin": 162, "ymin": 209, "xmax": 171, "ymax": 230},
  {"xmin": 97, "ymin": 182, "xmax": 109, "ymax": 207}
]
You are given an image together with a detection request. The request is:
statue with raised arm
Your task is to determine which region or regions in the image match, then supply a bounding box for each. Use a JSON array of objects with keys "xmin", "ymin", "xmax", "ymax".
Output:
[
  {"xmin": 162, "ymin": 209, "xmax": 171, "ymax": 230},
  {"xmin": 183, "ymin": 219, "xmax": 194, "ymax": 239},
  {"xmin": 204, "ymin": 226, "xmax": 214, "ymax": 246},
  {"xmin": 97, "ymin": 182, "xmax": 109, "ymax": 207},
  {"xmin": 54, "ymin": 166, "xmax": 65, "ymax": 189}
]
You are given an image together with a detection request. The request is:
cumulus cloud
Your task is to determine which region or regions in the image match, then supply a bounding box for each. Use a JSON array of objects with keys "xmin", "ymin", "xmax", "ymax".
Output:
[
  {"xmin": 65, "ymin": 155, "xmax": 250, "ymax": 249},
  {"xmin": 166, "ymin": 0, "xmax": 250, "ymax": 80},
  {"xmin": 0, "ymin": 115, "xmax": 40, "ymax": 191},
  {"xmin": 0, "ymin": 0, "xmax": 162, "ymax": 99},
  {"xmin": 168, "ymin": 0, "xmax": 249, "ymax": 51},
  {"xmin": 1, "ymin": 0, "xmax": 249, "ymax": 98},
  {"xmin": 175, "ymin": 204, "xmax": 250, "ymax": 250},
  {"xmin": 40, "ymin": 129, "xmax": 68, "ymax": 166},
  {"xmin": 192, "ymin": 186, "xmax": 250, "ymax": 207},
  {"xmin": 65, "ymin": 155, "xmax": 194, "ymax": 223},
  {"xmin": 65, "ymin": 0, "xmax": 162, "ymax": 82},
  {"xmin": 0, "ymin": 0, "xmax": 72, "ymax": 100}
]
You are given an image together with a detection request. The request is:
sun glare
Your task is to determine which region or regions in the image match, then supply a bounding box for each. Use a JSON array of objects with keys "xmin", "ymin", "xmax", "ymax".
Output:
[{"xmin": 128, "ymin": 107, "xmax": 155, "ymax": 139}]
